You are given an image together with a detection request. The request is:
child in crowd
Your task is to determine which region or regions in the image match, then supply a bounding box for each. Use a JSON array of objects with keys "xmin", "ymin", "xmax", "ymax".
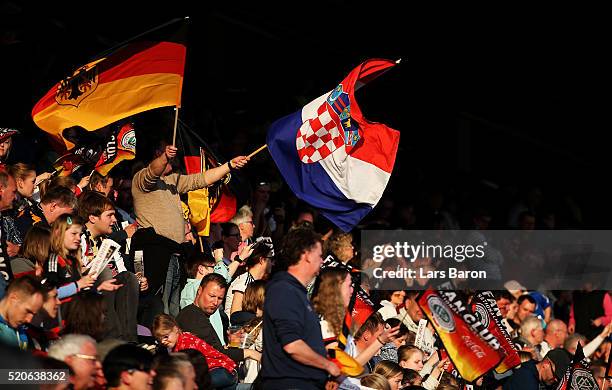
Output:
[{"xmin": 153, "ymin": 313, "xmax": 238, "ymax": 389}]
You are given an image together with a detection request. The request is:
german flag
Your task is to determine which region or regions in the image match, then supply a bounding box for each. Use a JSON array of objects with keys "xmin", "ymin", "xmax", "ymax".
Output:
[
  {"xmin": 177, "ymin": 121, "xmax": 236, "ymax": 235},
  {"xmin": 32, "ymin": 18, "xmax": 187, "ymax": 149}
]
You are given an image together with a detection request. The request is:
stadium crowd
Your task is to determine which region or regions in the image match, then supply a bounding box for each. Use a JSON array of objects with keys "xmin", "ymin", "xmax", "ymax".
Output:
[{"xmin": 0, "ymin": 127, "xmax": 610, "ymax": 390}]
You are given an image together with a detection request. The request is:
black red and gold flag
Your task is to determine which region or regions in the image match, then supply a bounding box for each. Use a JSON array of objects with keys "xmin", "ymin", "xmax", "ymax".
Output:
[
  {"xmin": 176, "ymin": 121, "xmax": 237, "ymax": 235},
  {"xmin": 32, "ymin": 18, "xmax": 187, "ymax": 149},
  {"xmin": 472, "ymin": 291, "xmax": 521, "ymax": 373},
  {"xmin": 418, "ymin": 288, "xmax": 503, "ymax": 383}
]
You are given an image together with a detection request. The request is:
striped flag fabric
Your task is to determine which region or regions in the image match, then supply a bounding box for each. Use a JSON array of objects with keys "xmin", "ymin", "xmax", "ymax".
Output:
[{"xmin": 32, "ymin": 18, "xmax": 187, "ymax": 149}]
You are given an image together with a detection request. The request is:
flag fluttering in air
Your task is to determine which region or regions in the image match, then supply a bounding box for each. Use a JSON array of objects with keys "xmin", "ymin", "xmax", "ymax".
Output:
[
  {"xmin": 176, "ymin": 121, "xmax": 237, "ymax": 235},
  {"xmin": 472, "ymin": 291, "xmax": 521, "ymax": 373},
  {"xmin": 555, "ymin": 343, "xmax": 597, "ymax": 390},
  {"xmin": 418, "ymin": 288, "xmax": 503, "ymax": 382},
  {"xmin": 32, "ymin": 18, "xmax": 187, "ymax": 149},
  {"xmin": 266, "ymin": 58, "xmax": 400, "ymax": 232},
  {"xmin": 94, "ymin": 122, "xmax": 137, "ymax": 176}
]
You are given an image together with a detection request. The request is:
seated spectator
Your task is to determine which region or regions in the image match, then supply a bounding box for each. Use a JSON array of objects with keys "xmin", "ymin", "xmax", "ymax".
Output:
[
  {"xmin": 181, "ymin": 349, "xmax": 212, "ymax": 390},
  {"xmin": 102, "ymin": 343, "xmax": 155, "ymax": 390},
  {"xmin": 48, "ymin": 334, "xmax": 101, "ymax": 390},
  {"xmin": 507, "ymin": 295, "xmax": 537, "ymax": 337},
  {"xmin": 377, "ymin": 290, "xmax": 406, "ymax": 321},
  {"xmin": 224, "ymin": 238, "xmax": 273, "ymax": 318},
  {"xmin": 0, "ymin": 167, "xmax": 17, "ymax": 295},
  {"xmin": 213, "ymin": 223, "xmax": 251, "ymax": 283},
  {"xmin": 153, "ymin": 313, "xmax": 239, "ymax": 389},
  {"xmin": 4, "ymin": 163, "xmax": 41, "ymax": 255},
  {"xmin": 15, "ymin": 185, "xmax": 77, "ymax": 236},
  {"xmin": 540, "ymin": 319, "xmax": 568, "ymax": 357},
  {"xmin": 360, "ymin": 373, "xmax": 391, "ymax": 390},
  {"xmin": 401, "ymin": 368, "xmax": 422, "ymax": 387},
  {"xmin": 515, "ymin": 316, "xmax": 545, "ymax": 360},
  {"xmin": 0, "ymin": 275, "xmax": 44, "ymax": 350},
  {"xmin": 324, "ymin": 231, "xmax": 355, "ymax": 264},
  {"xmin": 180, "ymin": 252, "xmax": 216, "ymax": 310},
  {"xmin": 502, "ymin": 348, "xmax": 570, "ymax": 390},
  {"xmin": 79, "ymin": 190, "xmax": 143, "ymax": 341},
  {"xmin": 152, "ymin": 352, "xmax": 198, "ymax": 390},
  {"xmin": 44, "ymin": 214, "xmax": 118, "ymax": 301},
  {"xmin": 10, "ymin": 224, "xmax": 51, "ymax": 278},
  {"xmin": 0, "ymin": 127, "xmax": 19, "ymax": 164},
  {"xmin": 373, "ymin": 360, "xmax": 404, "ymax": 390},
  {"xmin": 176, "ymin": 273, "xmax": 260, "ymax": 366},
  {"xmin": 398, "ymin": 346, "xmax": 447, "ymax": 390},
  {"xmin": 61, "ymin": 291, "xmax": 107, "ymax": 341},
  {"xmin": 179, "ymin": 252, "xmax": 228, "ymax": 349},
  {"xmin": 346, "ymin": 313, "xmax": 400, "ymax": 373},
  {"xmin": 377, "ymin": 318, "xmax": 410, "ymax": 363},
  {"xmin": 27, "ymin": 282, "xmax": 62, "ymax": 351},
  {"xmin": 230, "ymin": 279, "xmax": 265, "ymax": 327}
]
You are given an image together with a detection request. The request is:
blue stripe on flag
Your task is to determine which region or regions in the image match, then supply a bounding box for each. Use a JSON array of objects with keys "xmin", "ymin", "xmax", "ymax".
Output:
[{"xmin": 266, "ymin": 110, "xmax": 371, "ymax": 231}]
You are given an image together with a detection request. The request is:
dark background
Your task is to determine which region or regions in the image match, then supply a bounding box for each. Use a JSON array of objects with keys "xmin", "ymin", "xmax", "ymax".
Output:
[{"xmin": 1, "ymin": 1, "xmax": 609, "ymax": 227}]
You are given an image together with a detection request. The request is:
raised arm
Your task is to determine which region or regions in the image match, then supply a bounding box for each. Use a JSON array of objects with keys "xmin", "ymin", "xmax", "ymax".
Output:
[
  {"xmin": 150, "ymin": 145, "xmax": 177, "ymax": 177},
  {"xmin": 203, "ymin": 156, "xmax": 249, "ymax": 186}
]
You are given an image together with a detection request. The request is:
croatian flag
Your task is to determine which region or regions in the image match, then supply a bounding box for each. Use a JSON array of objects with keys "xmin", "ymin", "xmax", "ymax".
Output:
[{"xmin": 266, "ymin": 59, "xmax": 400, "ymax": 231}]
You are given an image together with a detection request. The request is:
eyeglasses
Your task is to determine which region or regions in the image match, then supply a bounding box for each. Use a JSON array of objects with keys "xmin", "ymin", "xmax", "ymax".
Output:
[
  {"xmin": 127, "ymin": 368, "xmax": 151, "ymax": 374},
  {"xmin": 203, "ymin": 265, "xmax": 215, "ymax": 270},
  {"xmin": 73, "ymin": 353, "xmax": 98, "ymax": 362}
]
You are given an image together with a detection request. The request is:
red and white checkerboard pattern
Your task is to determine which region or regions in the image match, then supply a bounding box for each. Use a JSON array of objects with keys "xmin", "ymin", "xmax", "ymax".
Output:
[{"xmin": 296, "ymin": 102, "xmax": 345, "ymax": 163}]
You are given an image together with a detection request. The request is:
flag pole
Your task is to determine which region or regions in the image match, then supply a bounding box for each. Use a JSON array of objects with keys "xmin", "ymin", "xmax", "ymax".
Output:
[
  {"xmin": 172, "ymin": 107, "xmax": 180, "ymax": 146},
  {"xmin": 247, "ymin": 144, "xmax": 267, "ymax": 159}
]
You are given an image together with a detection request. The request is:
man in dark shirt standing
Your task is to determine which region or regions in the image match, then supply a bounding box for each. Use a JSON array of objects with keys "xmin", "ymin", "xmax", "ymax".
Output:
[{"xmin": 262, "ymin": 228, "xmax": 340, "ymax": 389}]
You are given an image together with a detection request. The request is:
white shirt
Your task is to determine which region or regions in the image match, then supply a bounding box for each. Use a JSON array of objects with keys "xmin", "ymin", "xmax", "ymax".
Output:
[{"xmin": 224, "ymin": 272, "xmax": 254, "ymax": 318}]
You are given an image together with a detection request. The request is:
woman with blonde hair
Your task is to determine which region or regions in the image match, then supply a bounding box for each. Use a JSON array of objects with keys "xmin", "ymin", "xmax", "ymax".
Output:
[
  {"xmin": 312, "ymin": 267, "xmax": 353, "ymax": 347},
  {"xmin": 45, "ymin": 214, "xmax": 118, "ymax": 301},
  {"xmin": 324, "ymin": 231, "xmax": 355, "ymax": 264},
  {"xmin": 373, "ymin": 361, "xmax": 403, "ymax": 390},
  {"xmin": 360, "ymin": 373, "xmax": 391, "ymax": 390}
]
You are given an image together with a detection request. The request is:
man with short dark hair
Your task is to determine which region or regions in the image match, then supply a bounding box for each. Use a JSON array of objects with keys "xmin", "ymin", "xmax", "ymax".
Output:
[
  {"xmin": 176, "ymin": 273, "xmax": 259, "ymax": 365},
  {"xmin": 14, "ymin": 185, "xmax": 77, "ymax": 238},
  {"xmin": 262, "ymin": 228, "xmax": 340, "ymax": 389},
  {"xmin": 509, "ymin": 295, "xmax": 537, "ymax": 337},
  {"xmin": 0, "ymin": 275, "xmax": 44, "ymax": 350},
  {"xmin": 103, "ymin": 344, "xmax": 155, "ymax": 390},
  {"xmin": 79, "ymin": 191, "xmax": 143, "ymax": 342},
  {"xmin": 503, "ymin": 348, "xmax": 570, "ymax": 390}
]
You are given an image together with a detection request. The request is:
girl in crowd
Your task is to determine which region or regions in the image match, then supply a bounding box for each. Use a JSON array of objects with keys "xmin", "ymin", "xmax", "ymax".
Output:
[
  {"xmin": 360, "ymin": 373, "xmax": 391, "ymax": 390},
  {"xmin": 45, "ymin": 214, "xmax": 118, "ymax": 300},
  {"xmin": 312, "ymin": 268, "xmax": 353, "ymax": 349},
  {"xmin": 232, "ymin": 280, "xmax": 265, "ymax": 384},
  {"xmin": 398, "ymin": 346, "xmax": 449, "ymax": 390},
  {"xmin": 61, "ymin": 291, "xmax": 106, "ymax": 341},
  {"xmin": 225, "ymin": 240, "xmax": 273, "ymax": 318},
  {"xmin": 10, "ymin": 225, "xmax": 51, "ymax": 277},
  {"xmin": 401, "ymin": 368, "xmax": 423, "ymax": 387},
  {"xmin": 153, "ymin": 314, "xmax": 256, "ymax": 390},
  {"xmin": 373, "ymin": 361, "xmax": 404, "ymax": 390}
]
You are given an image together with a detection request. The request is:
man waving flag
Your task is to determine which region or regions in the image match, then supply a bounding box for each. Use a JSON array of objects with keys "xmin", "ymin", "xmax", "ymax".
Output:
[{"xmin": 266, "ymin": 59, "xmax": 400, "ymax": 231}]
